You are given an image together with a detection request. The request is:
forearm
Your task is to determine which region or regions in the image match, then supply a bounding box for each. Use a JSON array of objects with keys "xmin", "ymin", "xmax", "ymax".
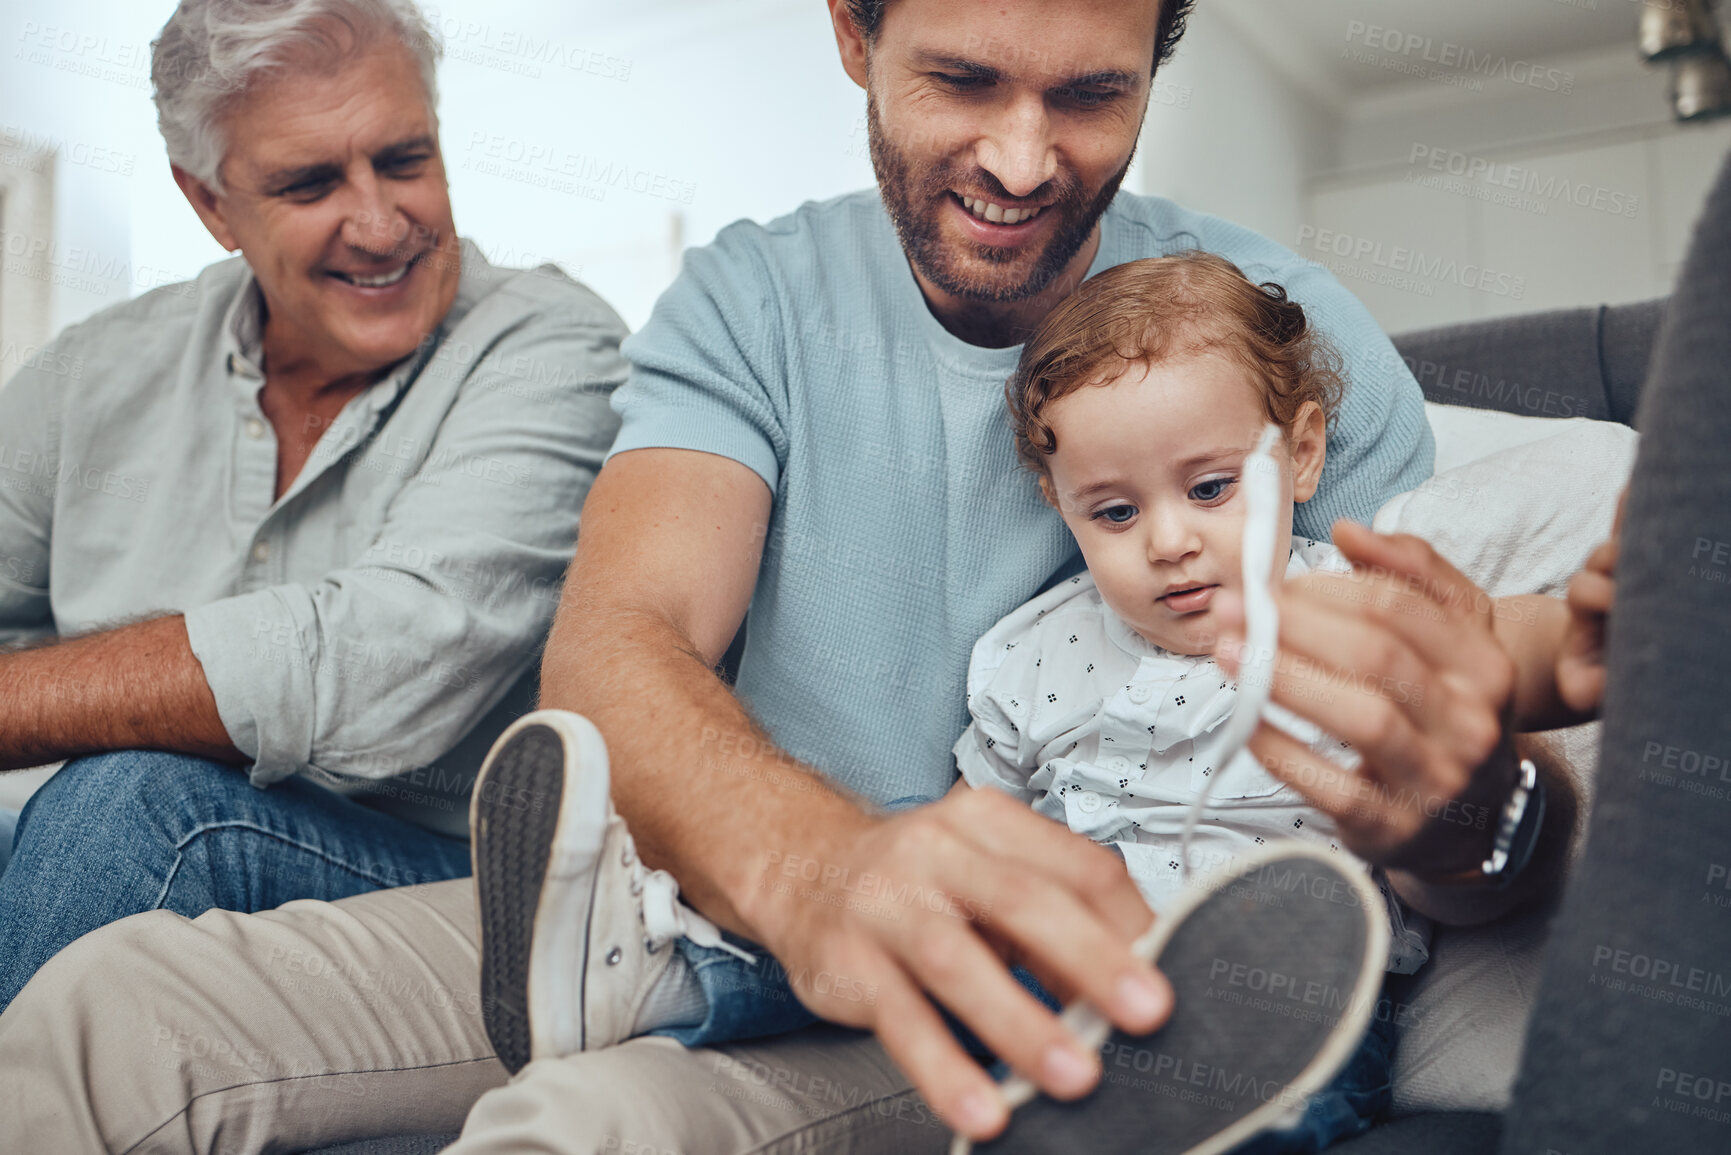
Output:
[
  {"xmin": 0, "ymin": 615, "xmax": 242, "ymax": 771},
  {"xmin": 1387, "ymin": 732, "xmax": 1579, "ymax": 925},
  {"xmin": 538, "ymin": 602, "xmax": 873, "ymax": 940},
  {"xmin": 1493, "ymin": 595, "xmax": 1593, "ymax": 732}
]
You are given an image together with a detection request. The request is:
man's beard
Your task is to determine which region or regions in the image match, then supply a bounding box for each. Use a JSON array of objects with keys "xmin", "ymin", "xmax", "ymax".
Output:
[{"xmin": 867, "ymin": 97, "xmax": 1131, "ymax": 304}]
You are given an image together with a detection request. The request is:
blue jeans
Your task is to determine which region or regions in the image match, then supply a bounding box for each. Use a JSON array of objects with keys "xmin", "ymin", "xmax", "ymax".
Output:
[
  {"xmin": 651, "ymin": 938, "xmax": 1058, "ymax": 1050},
  {"xmin": 1229, "ymin": 1007, "xmax": 1396, "ymax": 1155},
  {"xmin": 0, "ymin": 750, "xmax": 472, "ymax": 1014}
]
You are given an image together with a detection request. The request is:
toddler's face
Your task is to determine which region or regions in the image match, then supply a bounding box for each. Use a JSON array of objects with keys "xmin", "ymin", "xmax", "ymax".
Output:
[{"xmin": 1041, "ymin": 351, "xmax": 1325, "ymax": 656}]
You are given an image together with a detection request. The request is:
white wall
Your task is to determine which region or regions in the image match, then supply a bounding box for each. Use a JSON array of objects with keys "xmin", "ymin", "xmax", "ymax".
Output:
[
  {"xmin": 4, "ymin": 0, "xmax": 1724, "ymax": 344},
  {"xmin": 2, "ymin": 0, "xmax": 168, "ymax": 336},
  {"xmin": 0, "ymin": 0, "xmax": 877, "ymax": 336},
  {"xmin": 1135, "ymin": 13, "xmax": 1731, "ymax": 336},
  {"xmin": 0, "ymin": 0, "xmax": 1367, "ymax": 341},
  {"xmin": 424, "ymin": 0, "xmax": 874, "ymax": 330},
  {"xmin": 1303, "ymin": 47, "xmax": 1731, "ymax": 333},
  {"xmin": 1135, "ymin": 1, "xmax": 1341, "ymax": 251}
]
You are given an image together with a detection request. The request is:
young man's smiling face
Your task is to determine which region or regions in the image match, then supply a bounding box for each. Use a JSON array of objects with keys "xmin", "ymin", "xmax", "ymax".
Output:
[
  {"xmin": 1042, "ymin": 351, "xmax": 1326, "ymax": 656},
  {"xmin": 830, "ymin": 0, "xmax": 1158, "ymax": 342},
  {"xmin": 174, "ymin": 34, "xmax": 460, "ymax": 381}
]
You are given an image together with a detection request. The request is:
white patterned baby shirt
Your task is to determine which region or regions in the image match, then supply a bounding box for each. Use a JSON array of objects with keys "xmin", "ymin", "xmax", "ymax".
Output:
[{"xmin": 953, "ymin": 536, "xmax": 1430, "ymax": 974}]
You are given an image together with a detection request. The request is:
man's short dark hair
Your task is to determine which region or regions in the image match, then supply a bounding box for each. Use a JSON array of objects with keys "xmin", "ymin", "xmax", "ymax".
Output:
[{"xmin": 843, "ymin": 0, "xmax": 1197, "ymax": 75}]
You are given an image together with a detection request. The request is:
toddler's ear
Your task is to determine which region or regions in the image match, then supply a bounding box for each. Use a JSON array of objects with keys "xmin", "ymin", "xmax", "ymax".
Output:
[{"xmin": 1288, "ymin": 402, "xmax": 1328, "ymax": 503}]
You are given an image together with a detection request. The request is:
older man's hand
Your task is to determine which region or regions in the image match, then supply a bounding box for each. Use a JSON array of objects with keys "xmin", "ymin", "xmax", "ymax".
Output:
[{"xmin": 1211, "ymin": 520, "xmax": 1521, "ymax": 880}]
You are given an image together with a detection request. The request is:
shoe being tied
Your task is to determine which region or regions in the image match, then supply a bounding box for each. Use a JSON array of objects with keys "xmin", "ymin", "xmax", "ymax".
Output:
[{"xmin": 959, "ymin": 841, "xmax": 1390, "ymax": 1155}]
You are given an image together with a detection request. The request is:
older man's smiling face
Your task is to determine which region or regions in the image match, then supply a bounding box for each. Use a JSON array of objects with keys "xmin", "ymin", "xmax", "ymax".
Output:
[
  {"xmin": 178, "ymin": 34, "xmax": 459, "ymax": 381},
  {"xmin": 839, "ymin": 0, "xmax": 1157, "ymax": 340}
]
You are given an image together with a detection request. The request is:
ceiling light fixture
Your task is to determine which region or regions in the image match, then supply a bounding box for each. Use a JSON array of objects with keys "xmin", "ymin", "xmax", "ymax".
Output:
[
  {"xmin": 1638, "ymin": 0, "xmax": 1731, "ymax": 122},
  {"xmin": 1639, "ymin": 0, "xmax": 1720, "ymax": 61},
  {"xmin": 1672, "ymin": 47, "xmax": 1731, "ymax": 119}
]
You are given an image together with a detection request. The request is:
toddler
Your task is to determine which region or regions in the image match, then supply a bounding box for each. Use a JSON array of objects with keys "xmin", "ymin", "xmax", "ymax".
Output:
[
  {"xmin": 947, "ymin": 252, "xmax": 1429, "ymax": 1151},
  {"xmin": 958, "ymin": 252, "xmax": 1428, "ymax": 970}
]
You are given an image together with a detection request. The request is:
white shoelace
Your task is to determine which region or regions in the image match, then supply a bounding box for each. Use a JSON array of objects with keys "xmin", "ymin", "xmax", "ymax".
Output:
[
  {"xmin": 623, "ymin": 838, "xmax": 757, "ymax": 963},
  {"xmin": 1178, "ymin": 423, "xmax": 1283, "ymax": 881}
]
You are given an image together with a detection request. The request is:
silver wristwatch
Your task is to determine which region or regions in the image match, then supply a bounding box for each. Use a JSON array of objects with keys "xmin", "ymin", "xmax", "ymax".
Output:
[
  {"xmin": 1481, "ymin": 757, "xmax": 1546, "ymax": 887},
  {"xmin": 1421, "ymin": 757, "xmax": 1547, "ymax": 889}
]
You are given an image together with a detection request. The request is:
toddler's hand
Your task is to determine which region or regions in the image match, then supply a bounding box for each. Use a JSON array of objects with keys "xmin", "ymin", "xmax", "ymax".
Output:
[{"xmin": 1555, "ymin": 488, "xmax": 1625, "ymax": 716}]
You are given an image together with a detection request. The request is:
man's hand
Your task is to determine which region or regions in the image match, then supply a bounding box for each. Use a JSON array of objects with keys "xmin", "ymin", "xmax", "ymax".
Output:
[
  {"xmin": 1211, "ymin": 521, "xmax": 1558, "ymax": 921},
  {"xmin": 1556, "ymin": 488, "xmax": 1625, "ymax": 716},
  {"xmin": 741, "ymin": 786, "xmax": 1171, "ymax": 1140}
]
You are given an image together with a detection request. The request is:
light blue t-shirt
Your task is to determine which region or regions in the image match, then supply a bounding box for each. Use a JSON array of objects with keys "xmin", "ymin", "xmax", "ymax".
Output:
[{"xmin": 611, "ymin": 190, "xmax": 1434, "ymax": 806}]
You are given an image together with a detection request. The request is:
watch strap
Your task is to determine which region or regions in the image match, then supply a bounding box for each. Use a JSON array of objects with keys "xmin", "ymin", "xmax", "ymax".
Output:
[{"xmin": 1414, "ymin": 758, "xmax": 1545, "ymax": 890}]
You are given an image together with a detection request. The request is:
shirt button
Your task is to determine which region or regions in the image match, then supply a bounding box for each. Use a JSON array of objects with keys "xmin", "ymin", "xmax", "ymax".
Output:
[
  {"xmin": 244, "ymin": 418, "xmax": 266, "ymax": 440},
  {"xmin": 251, "ymin": 541, "xmax": 271, "ymax": 563},
  {"xmin": 1128, "ymin": 683, "xmax": 1154, "ymax": 705},
  {"xmin": 1107, "ymin": 756, "xmax": 1132, "ymax": 775},
  {"xmin": 1076, "ymin": 790, "xmax": 1103, "ymax": 815}
]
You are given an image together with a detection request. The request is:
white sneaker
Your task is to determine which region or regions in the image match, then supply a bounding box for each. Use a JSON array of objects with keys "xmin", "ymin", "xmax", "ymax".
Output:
[{"xmin": 470, "ymin": 709, "xmax": 748, "ymax": 1073}]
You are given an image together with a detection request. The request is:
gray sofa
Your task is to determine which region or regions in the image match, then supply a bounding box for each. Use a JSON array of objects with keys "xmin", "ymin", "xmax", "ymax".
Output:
[{"xmin": 299, "ymin": 295, "xmax": 1667, "ymax": 1155}]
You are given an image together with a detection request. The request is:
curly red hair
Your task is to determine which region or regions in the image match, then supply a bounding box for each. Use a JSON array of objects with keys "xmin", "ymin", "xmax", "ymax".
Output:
[{"xmin": 1007, "ymin": 252, "xmax": 1345, "ymax": 479}]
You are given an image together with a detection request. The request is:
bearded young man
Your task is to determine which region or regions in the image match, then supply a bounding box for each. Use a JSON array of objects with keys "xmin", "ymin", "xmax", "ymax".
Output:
[{"xmin": 7, "ymin": 4, "xmax": 1601, "ymax": 1153}]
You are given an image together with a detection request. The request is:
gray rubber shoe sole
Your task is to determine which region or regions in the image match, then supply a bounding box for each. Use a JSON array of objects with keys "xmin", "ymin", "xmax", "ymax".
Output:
[
  {"xmin": 967, "ymin": 843, "xmax": 1389, "ymax": 1155},
  {"xmin": 472, "ymin": 720, "xmax": 569, "ymax": 1075}
]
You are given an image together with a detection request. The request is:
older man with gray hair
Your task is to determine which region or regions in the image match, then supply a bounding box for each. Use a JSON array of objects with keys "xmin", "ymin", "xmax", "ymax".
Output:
[{"xmin": 0, "ymin": 0, "xmax": 625, "ymax": 1011}]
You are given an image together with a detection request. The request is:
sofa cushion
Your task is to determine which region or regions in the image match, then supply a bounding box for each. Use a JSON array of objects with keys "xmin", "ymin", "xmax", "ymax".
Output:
[
  {"xmin": 1374, "ymin": 415, "xmax": 1636, "ymax": 598},
  {"xmin": 300, "ymin": 1138, "xmax": 458, "ymax": 1155},
  {"xmin": 1382, "ymin": 722, "xmax": 1600, "ymax": 1116}
]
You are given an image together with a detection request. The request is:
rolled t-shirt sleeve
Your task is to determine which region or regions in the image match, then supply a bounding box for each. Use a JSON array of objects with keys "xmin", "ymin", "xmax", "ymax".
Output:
[
  {"xmin": 608, "ymin": 223, "xmax": 787, "ymax": 493},
  {"xmin": 185, "ymin": 313, "xmax": 627, "ymax": 783}
]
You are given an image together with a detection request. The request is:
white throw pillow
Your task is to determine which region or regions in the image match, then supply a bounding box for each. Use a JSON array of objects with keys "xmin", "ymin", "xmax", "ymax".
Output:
[
  {"xmin": 1420, "ymin": 401, "xmax": 1604, "ymax": 475},
  {"xmin": 1373, "ymin": 415, "xmax": 1636, "ymax": 1116},
  {"xmin": 1375, "ymin": 417, "xmax": 1637, "ymax": 598}
]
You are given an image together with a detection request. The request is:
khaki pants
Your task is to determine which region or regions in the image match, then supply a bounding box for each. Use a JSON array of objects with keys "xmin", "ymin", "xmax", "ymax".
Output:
[{"xmin": 0, "ymin": 879, "xmax": 945, "ymax": 1154}]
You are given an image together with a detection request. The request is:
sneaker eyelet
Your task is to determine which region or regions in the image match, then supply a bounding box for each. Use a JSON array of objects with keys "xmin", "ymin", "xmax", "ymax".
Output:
[
  {"xmin": 645, "ymin": 938, "xmax": 661, "ymax": 954},
  {"xmin": 605, "ymin": 947, "xmax": 623, "ymax": 966}
]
